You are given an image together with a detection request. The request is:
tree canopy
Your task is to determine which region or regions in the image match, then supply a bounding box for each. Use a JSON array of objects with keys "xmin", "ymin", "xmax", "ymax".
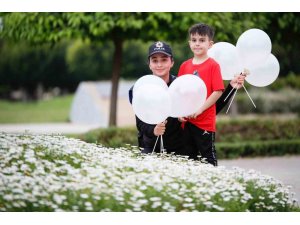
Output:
[{"xmin": 1, "ymin": 12, "xmax": 299, "ymax": 126}]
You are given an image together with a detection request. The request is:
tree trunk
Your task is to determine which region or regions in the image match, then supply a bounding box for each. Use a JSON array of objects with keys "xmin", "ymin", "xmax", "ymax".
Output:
[
  {"xmin": 109, "ymin": 37, "xmax": 123, "ymax": 127},
  {"xmin": 35, "ymin": 82, "xmax": 44, "ymax": 100}
]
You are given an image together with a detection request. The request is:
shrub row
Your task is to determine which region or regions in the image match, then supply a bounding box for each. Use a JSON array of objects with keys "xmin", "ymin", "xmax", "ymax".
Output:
[
  {"xmin": 231, "ymin": 89, "xmax": 300, "ymax": 115},
  {"xmin": 77, "ymin": 119, "xmax": 300, "ymax": 159},
  {"xmin": 77, "ymin": 126, "xmax": 137, "ymax": 148},
  {"xmin": 216, "ymin": 139, "xmax": 300, "ymax": 159},
  {"xmin": 216, "ymin": 119, "xmax": 300, "ymax": 142},
  {"xmin": 79, "ymin": 119, "xmax": 300, "ymax": 146}
]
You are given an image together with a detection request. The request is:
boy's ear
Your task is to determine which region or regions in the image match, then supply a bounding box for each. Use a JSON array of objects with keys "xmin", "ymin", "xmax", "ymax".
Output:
[
  {"xmin": 170, "ymin": 60, "xmax": 174, "ymax": 68},
  {"xmin": 208, "ymin": 40, "xmax": 214, "ymax": 49}
]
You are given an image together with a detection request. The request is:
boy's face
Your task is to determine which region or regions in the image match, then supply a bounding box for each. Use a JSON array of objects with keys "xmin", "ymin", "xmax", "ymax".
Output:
[
  {"xmin": 149, "ymin": 53, "xmax": 174, "ymax": 78},
  {"xmin": 189, "ymin": 33, "xmax": 213, "ymax": 57}
]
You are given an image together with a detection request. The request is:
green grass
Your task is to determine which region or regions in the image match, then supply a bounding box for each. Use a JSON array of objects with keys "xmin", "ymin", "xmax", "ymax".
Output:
[{"xmin": 0, "ymin": 95, "xmax": 73, "ymax": 123}]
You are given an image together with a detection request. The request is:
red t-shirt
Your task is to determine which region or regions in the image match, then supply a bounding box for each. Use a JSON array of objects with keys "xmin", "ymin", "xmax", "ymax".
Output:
[{"xmin": 178, "ymin": 57, "xmax": 224, "ymax": 132}]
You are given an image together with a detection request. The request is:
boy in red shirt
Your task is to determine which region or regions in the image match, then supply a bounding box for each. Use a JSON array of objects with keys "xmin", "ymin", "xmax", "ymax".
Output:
[{"xmin": 178, "ymin": 23, "xmax": 224, "ymax": 166}]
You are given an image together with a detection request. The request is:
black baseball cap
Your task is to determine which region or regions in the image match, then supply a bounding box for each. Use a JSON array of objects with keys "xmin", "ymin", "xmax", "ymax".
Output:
[{"xmin": 148, "ymin": 41, "xmax": 173, "ymax": 58}]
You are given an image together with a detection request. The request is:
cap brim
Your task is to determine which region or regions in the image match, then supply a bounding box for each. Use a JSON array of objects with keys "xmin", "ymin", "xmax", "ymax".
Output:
[{"xmin": 148, "ymin": 51, "xmax": 172, "ymax": 57}]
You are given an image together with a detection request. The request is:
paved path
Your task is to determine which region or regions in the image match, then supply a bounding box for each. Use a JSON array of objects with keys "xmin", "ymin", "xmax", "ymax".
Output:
[
  {"xmin": 219, "ymin": 156, "xmax": 300, "ymax": 203},
  {"xmin": 0, "ymin": 123, "xmax": 101, "ymax": 134}
]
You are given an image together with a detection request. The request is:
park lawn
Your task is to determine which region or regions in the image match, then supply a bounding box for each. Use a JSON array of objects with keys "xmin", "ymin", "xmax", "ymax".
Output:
[{"xmin": 0, "ymin": 95, "xmax": 74, "ymax": 123}]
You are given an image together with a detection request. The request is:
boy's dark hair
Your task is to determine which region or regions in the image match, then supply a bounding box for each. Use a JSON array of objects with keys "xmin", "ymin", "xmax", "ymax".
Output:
[{"xmin": 188, "ymin": 23, "xmax": 215, "ymax": 40}]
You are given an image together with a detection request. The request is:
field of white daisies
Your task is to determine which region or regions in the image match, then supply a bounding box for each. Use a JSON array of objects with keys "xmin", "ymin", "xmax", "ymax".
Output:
[{"xmin": 0, "ymin": 132, "xmax": 299, "ymax": 212}]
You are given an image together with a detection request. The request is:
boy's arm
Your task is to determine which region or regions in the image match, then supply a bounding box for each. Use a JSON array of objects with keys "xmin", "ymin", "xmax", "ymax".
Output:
[
  {"xmin": 136, "ymin": 115, "xmax": 167, "ymax": 137},
  {"xmin": 216, "ymin": 84, "xmax": 233, "ymax": 114},
  {"xmin": 128, "ymin": 86, "xmax": 133, "ymax": 104},
  {"xmin": 136, "ymin": 116, "xmax": 156, "ymax": 138},
  {"xmin": 190, "ymin": 90, "xmax": 223, "ymax": 118}
]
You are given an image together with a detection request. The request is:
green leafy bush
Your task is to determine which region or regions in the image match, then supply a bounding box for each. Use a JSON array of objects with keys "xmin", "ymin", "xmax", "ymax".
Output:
[
  {"xmin": 230, "ymin": 89, "xmax": 300, "ymax": 115},
  {"xmin": 216, "ymin": 119, "xmax": 300, "ymax": 142},
  {"xmin": 78, "ymin": 126, "xmax": 138, "ymax": 147},
  {"xmin": 216, "ymin": 140, "xmax": 300, "ymax": 159},
  {"xmin": 77, "ymin": 119, "xmax": 300, "ymax": 159}
]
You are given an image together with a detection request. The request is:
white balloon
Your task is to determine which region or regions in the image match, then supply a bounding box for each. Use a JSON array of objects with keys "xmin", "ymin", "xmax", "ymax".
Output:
[
  {"xmin": 208, "ymin": 42, "xmax": 243, "ymax": 80},
  {"xmin": 236, "ymin": 29, "xmax": 272, "ymax": 68},
  {"xmin": 132, "ymin": 84, "xmax": 171, "ymax": 124},
  {"xmin": 133, "ymin": 75, "xmax": 168, "ymax": 96},
  {"xmin": 246, "ymin": 54, "xmax": 280, "ymax": 87},
  {"xmin": 168, "ymin": 75, "xmax": 207, "ymax": 117}
]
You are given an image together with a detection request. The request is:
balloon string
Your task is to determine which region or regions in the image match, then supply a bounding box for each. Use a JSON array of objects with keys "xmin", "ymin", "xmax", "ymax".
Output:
[
  {"xmin": 226, "ymin": 88, "xmax": 238, "ymax": 114},
  {"xmin": 152, "ymin": 136, "xmax": 159, "ymax": 154},
  {"xmin": 242, "ymin": 84, "xmax": 256, "ymax": 108},
  {"xmin": 224, "ymin": 83, "xmax": 238, "ymax": 102},
  {"xmin": 160, "ymin": 135, "xmax": 165, "ymax": 153}
]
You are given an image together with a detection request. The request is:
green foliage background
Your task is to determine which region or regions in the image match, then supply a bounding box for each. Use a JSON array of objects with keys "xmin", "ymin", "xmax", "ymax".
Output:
[{"xmin": 0, "ymin": 12, "xmax": 300, "ymax": 93}]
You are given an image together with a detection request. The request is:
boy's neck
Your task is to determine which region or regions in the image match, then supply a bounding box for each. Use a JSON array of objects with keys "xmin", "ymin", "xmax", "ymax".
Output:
[
  {"xmin": 192, "ymin": 55, "xmax": 209, "ymax": 64},
  {"xmin": 155, "ymin": 74, "xmax": 170, "ymax": 84},
  {"xmin": 162, "ymin": 74, "xmax": 170, "ymax": 84}
]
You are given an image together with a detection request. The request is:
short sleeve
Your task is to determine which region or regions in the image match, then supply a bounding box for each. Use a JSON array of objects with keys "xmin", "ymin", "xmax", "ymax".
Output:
[{"xmin": 211, "ymin": 63, "xmax": 224, "ymax": 91}]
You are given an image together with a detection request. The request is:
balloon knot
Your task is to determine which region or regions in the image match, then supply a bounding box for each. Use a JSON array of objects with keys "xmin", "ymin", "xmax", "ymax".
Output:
[{"xmin": 243, "ymin": 68, "xmax": 250, "ymax": 76}]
